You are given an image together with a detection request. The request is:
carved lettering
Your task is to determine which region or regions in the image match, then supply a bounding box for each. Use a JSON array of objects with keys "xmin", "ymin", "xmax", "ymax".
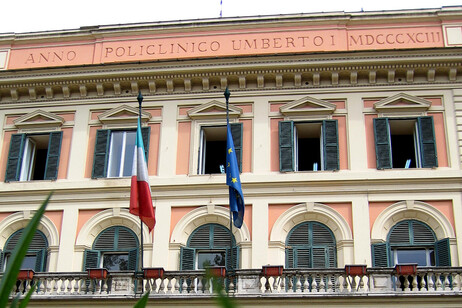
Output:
[
  {"xmin": 349, "ymin": 31, "xmax": 441, "ymax": 46},
  {"xmin": 25, "ymin": 50, "xmax": 77, "ymax": 64}
]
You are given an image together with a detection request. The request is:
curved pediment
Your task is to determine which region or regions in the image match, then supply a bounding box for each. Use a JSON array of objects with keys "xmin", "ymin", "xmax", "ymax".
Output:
[
  {"xmin": 13, "ymin": 110, "xmax": 64, "ymax": 129},
  {"xmin": 98, "ymin": 104, "xmax": 151, "ymax": 125},
  {"xmin": 187, "ymin": 100, "xmax": 242, "ymax": 119},
  {"xmin": 374, "ymin": 93, "xmax": 431, "ymax": 112},
  {"xmin": 280, "ymin": 96, "xmax": 336, "ymax": 116}
]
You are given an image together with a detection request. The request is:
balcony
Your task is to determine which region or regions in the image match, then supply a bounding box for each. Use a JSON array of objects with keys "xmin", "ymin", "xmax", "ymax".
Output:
[{"xmin": 5, "ymin": 266, "xmax": 462, "ymax": 302}]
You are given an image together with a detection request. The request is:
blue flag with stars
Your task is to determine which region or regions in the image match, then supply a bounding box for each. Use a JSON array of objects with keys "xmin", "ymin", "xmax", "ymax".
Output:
[{"xmin": 226, "ymin": 124, "xmax": 245, "ymax": 228}]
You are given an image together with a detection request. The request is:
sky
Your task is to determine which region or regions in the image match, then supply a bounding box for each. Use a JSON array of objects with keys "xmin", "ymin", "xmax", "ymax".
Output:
[{"xmin": 1, "ymin": 0, "xmax": 461, "ymax": 34}]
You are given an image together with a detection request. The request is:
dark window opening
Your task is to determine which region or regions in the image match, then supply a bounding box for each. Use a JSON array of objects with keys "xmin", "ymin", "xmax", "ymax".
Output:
[
  {"xmin": 197, "ymin": 251, "xmax": 226, "ymax": 269},
  {"xmin": 199, "ymin": 126, "xmax": 227, "ymax": 174},
  {"xmin": 295, "ymin": 123, "xmax": 322, "ymax": 171},
  {"xmin": 389, "ymin": 119, "xmax": 418, "ymax": 168},
  {"xmin": 20, "ymin": 134, "xmax": 50, "ymax": 181},
  {"xmin": 102, "ymin": 253, "xmax": 129, "ymax": 271}
]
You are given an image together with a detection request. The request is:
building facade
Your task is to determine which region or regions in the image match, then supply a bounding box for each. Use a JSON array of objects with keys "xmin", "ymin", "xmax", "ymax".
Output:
[{"xmin": 0, "ymin": 6, "xmax": 462, "ymax": 307}]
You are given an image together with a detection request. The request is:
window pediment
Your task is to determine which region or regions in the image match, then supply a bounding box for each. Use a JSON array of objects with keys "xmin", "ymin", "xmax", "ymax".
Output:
[
  {"xmin": 374, "ymin": 93, "xmax": 431, "ymax": 113},
  {"xmin": 98, "ymin": 105, "xmax": 151, "ymax": 125},
  {"xmin": 279, "ymin": 96, "xmax": 336, "ymax": 116},
  {"xmin": 14, "ymin": 110, "xmax": 64, "ymax": 130},
  {"xmin": 187, "ymin": 100, "xmax": 242, "ymax": 119}
]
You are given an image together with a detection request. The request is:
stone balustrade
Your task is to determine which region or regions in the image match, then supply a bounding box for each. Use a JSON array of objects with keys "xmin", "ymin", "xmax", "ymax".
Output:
[{"xmin": 4, "ymin": 266, "xmax": 462, "ymax": 299}]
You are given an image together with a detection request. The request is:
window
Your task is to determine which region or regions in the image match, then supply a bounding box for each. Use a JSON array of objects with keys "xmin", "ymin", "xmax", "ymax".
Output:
[
  {"xmin": 279, "ymin": 120, "xmax": 338, "ymax": 172},
  {"xmin": 5, "ymin": 132, "xmax": 62, "ymax": 182},
  {"xmin": 198, "ymin": 123, "xmax": 242, "ymax": 175},
  {"xmin": 373, "ymin": 116, "xmax": 437, "ymax": 169},
  {"xmin": 83, "ymin": 226, "xmax": 139, "ymax": 271},
  {"xmin": 180, "ymin": 224, "xmax": 239, "ymax": 271},
  {"xmin": 285, "ymin": 222, "xmax": 336, "ymax": 269},
  {"xmin": 372, "ymin": 220, "xmax": 450, "ymax": 267},
  {"xmin": 92, "ymin": 127, "xmax": 150, "ymax": 178},
  {"xmin": 1, "ymin": 229, "xmax": 48, "ymax": 272}
]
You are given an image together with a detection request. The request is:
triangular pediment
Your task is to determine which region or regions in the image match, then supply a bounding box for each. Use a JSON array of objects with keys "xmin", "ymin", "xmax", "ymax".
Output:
[
  {"xmin": 374, "ymin": 93, "xmax": 431, "ymax": 112},
  {"xmin": 98, "ymin": 105, "xmax": 151, "ymax": 124},
  {"xmin": 14, "ymin": 110, "xmax": 64, "ymax": 129},
  {"xmin": 187, "ymin": 100, "xmax": 242, "ymax": 119},
  {"xmin": 280, "ymin": 96, "xmax": 336, "ymax": 116}
]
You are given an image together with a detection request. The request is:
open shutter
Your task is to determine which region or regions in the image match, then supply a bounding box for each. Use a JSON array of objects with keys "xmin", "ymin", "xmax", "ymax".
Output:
[
  {"xmin": 141, "ymin": 126, "xmax": 151, "ymax": 162},
  {"xmin": 279, "ymin": 121, "xmax": 294, "ymax": 172},
  {"xmin": 371, "ymin": 243, "xmax": 390, "ymax": 267},
  {"xmin": 373, "ymin": 118, "xmax": 392, "ymax": 169},
  {"xmin": 180, "ymin": 247, "xmax": 195, "ymax": 270},
  {"xmin": 417, "ymin": 116, "xmax": 438, "ymax": 168},
  {"xmin": 83, "ymin": 249, "xmax": 101, "ymax": 270},
  {"xmin": 322, "ymin": 120, "xmax": 339, "ymax": 171},
  {"xmin": 34, "ymin": 248, "xmax": 46, "ymax": 272},
  {"xmin": 435, "ymin": 238, "xmax": 451, "ymax": 267},
  {"xmin": 127, "ymin": 248, "xmax": 139, "ymax": 271},
  {"xmin": 44, "ymin": 131, "xmax": 63, "ymax": 180},
  {"xmin": 230, "ymin": 123, "xmax": 243, "ymax": 172},
  {"xmin": 92, "ymin": 129, "xmax": 111, "ymax": 178},
  {"xmin": 226, "ymin": 246, "xmax": 240, "ymax": 271},
  {"xmin": 0, "ymin": 250, "xmax": 4, "ymax": 271},
  {"xmin": 5, "ymin": 134, "xmax": 26, "ymax": 182}
]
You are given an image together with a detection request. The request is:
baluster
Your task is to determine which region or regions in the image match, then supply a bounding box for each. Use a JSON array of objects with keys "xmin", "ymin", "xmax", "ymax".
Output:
[
  {"xmin": 327, "ymin": 274, "xmax": 333, "ymax": 292},
  {"xmin": 350, "ymin": 275, "xmax": 357, "ymax": 292},
  {"xmin": 159, "ymin": 278, "xmax": 165, "ymax": 294},
  {"xmin": 273, "ymin": 276, "xmax": 279, "ymax": 293},
  {"xmin": 181, "ymin": 276, "xmax": 188, "ymax": 294},
  {"xmin": 419, "ymin": 274, "xmax": 427, "ymax": 291},
  {"xmin": 287, "ymin": 274, "xmax": 294, "ymax": 293},
  {"xmin": 65, "ymin": 277, "xmax": 72, "ymax": 294},
  {"xmin": 197, "ymin": 276, "xmax": 204, "ymax": 294},
  {"xmin": 411, "ymin": 275, "xmax": 418, "ymax": 292},
  {"xmin": 25, "ymin": 279, "xmax": 31, "ymax": 294},
  {"xmin": 403, "ymin": 275, "xmax": 411, "ymax": 292},
  {"xmin": 444, "ymin": 273, "xmax": 450, "ymax": 291},
  {"xmin": 334, "ymin": 274, "xmax": 341, "ymax": 293},
  {"xmin": 435, "ymin": 273, "xmax": 443, "ymax": 291},
  {"xmin": 295, "ymin": 274, "xmax": 301, "ymax": 293},
  {"xmin": 342, "ymin": 274, "xmax": 348, "ymax": 292},
  {"xmin": 59, "ymin": 277, "xmax": 66, "ymax": 294},
  {"xmin": 280, "ymin": 275, "xmax": 286, "ymax": 293},
  {"xmin": 229, "ymin": 276, "xmax": 235, "ymax": 294},
  {"xmin": 311, "ymin": 274, "xmax": 318, "ymax": 293},
  {"xmin": 145, "ymin": 279, "xmax": 151, "ymax": 293},
  {"xmin": 264, "ymin": 277, "xmax": 271, "ymax": 293},
  {"xmin": 205, "ymin": 277, "xmax": 211, "ymax": 294},
  {"xmin": 190, "ymin": 276, "xmax": 196, "ymax": 294},
  {"xmin": 427, "ymin": 274, "xmax": 435, "ymax": 291},
  {"xmin": 38, "ymin": 277, "xmax": 46, "ymax": 295},
  {"xmin": 319, "ymin": 274, "xmax": 325, "ymax": 293},
  {"xmin": 167, "ymin": 277, "xmax": 174, "ymax": 294},
  {"xmin": 453, "ymin": 273, "xmax": 460, "ymax": 291},
  {"xmin": 53, "ymin": 277, "xmax": 59, "ymax": 294},
  {"xmin": 101, "ymin": 279, "xmax": 108, "ymax": 294}
]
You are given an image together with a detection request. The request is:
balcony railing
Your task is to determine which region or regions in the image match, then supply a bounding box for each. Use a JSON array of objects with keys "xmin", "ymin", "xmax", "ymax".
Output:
[{"xmin": 5, "ymin": 266, "xmax": 462, "ymax": 299}]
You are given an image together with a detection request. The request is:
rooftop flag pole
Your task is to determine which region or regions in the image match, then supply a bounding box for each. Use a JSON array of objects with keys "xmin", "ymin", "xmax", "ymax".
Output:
[{"xmin": 130, "ymin": 91, "xmax": 156, "ymax": 281}]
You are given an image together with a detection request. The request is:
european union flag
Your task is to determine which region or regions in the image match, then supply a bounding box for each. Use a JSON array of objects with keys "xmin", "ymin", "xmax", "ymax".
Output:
[{"xmin": 226, "ymin": 124, "xmax": 245, "ymax": 228}]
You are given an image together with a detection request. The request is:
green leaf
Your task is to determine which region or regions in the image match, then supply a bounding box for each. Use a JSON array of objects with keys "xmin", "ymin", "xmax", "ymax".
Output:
[
  {"xmin": 18, "ymin": 283, "xmax": 37, "ymax": 308},
  {"xmin": 8, "ymin": 294, "xmax": 20, "ymax": 308},
  {"xmin": 133, "ymin": 292, "xmax": 150, "ymax": 308},
  {"xmin": 0, "ymin": 192, "xmax": 52, "ymax": 308}
]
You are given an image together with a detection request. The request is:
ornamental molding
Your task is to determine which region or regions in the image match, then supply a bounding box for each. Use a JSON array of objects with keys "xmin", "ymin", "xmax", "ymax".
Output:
[
  {"xmin": 373, "ymin": 93, "xmax": 432, "ymax": 112},
  {"xmin": 187, "ymin": 100, "xmax": 242, "ymax": 119},
  {"xmin": 280, "ymin": 96, "xmax": 336, "ymax": 116},
  {"xmin": 98, "ymin": 104, "xmax": 151, "ymax": 125},
  {"xmin": 13, "ymin": 109, "xmax": 64, "ymax": 129}
]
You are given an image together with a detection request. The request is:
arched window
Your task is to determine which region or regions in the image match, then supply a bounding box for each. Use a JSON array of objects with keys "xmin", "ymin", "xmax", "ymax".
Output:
[
  {"xmin": 372, "ymin": 220, "xmax": 451, "ymax": 267},
  {"xmin": 285, "ymin": 222, "xmax": 336, "ymax": 268},
  {"xmin": 1, "ymin": 229, "xmax": 48, "ymax": 272},
  {"xmin": 180, "ymin": 223, "xmax": 239, "ymax": 271},
  {"xmin": 83, "ymin": 226, "xmax": 139, "ymax": 271}
]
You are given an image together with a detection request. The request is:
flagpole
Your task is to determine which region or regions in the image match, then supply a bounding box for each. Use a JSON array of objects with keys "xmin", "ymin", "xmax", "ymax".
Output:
[
  {"xmin": 137, "ymin": 91, "xmax": 145, "ymax": 290},
  {"xmin": 224, "ymin": 88, "xmax": 233, "ymax": 278}
]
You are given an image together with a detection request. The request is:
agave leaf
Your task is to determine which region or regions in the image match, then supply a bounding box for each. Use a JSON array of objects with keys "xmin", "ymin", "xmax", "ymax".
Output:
[
  {"xmin": 8, "ymin": 294, "xmax": 20, "ymax": 308},
  {"xmin": 133, "ymin": 292, "xmax": 150, "ymax": 308},
  {"xmin": 0, "ymin": 192, "xmax": 52, "ymax": 308},
  {"xmin": 18, "ymin": 283, "xmax": 37, "ymax": 308}
]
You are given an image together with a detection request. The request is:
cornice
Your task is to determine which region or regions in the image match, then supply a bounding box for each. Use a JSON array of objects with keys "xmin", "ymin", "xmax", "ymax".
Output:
[{"xmin": 0, "ymin": 51, "xmax": 460, "ymax": 105}]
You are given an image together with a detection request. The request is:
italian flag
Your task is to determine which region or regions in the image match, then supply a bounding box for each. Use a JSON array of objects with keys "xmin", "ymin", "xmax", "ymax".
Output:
[{"xmin": 129, "ymin": 118, "xmax": 156, "ymax": 232}]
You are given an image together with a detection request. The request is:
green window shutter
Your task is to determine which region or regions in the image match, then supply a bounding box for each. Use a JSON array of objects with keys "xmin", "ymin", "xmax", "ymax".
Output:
[
  {"xmin": 226, "ymin": 246, "xmax": 240, "ymax": 271},
  {"xmin": 295, "ymin": 248, "xmax": 311, "ymax": 268},
  {"xmin": 286, "ymin": 247, "xmax": 294, "ymax": 268},
  {"xmin": 322, "ymin": 120, "xmax": 339, "ymax": 171},
  {"xmin": 279, "ymin": 121, "xmax": 294, "ymax": 172},
  {"xmin": 5, "ymin": 134, "xmax": 26, "ymax": 182},
  {"xmin": 417, "ymin": 116, "xmax": 438, "ymax": 168},
  {"xmin": 92, "ymin": 129, "xmax": 111, "ymax": 178},
  {"xmin": 141, "ymin": 126, "xmax": 151, "ymax": 162},
  {"xmin": 127, "ymin": 248, "xmax": 138, "ymax": 271},
  {"xmin": 44, "ymin": 131, "xmax": 63, "ymax": 180},
  {"xmin": 34, "ymin": 248, "xmax": 47, "ymax": 272},
  {"xmin": 0, "ymin": 250, "xmax": 4, "ymax": 272},
  {"xmin": 83, "ymin": 249, "xmax": 101, "ymax": 270},
  {"xmin": 435, "ymin": 238, "xmax": 451, "ymax": 267},
  {"xmin": 180, "ymin": 247, "xmax": 195, "ymax": 270},
  {"xmin": 371, "ymin": 243, "xmax": 390, "ymax": 267},
  {"xmin": 373, "ymin": 118, "xmax": 392, "ymax": 169},
  {"xmin": 230, "ymin": 123, "xmax": 243, "ymax": 172}
]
